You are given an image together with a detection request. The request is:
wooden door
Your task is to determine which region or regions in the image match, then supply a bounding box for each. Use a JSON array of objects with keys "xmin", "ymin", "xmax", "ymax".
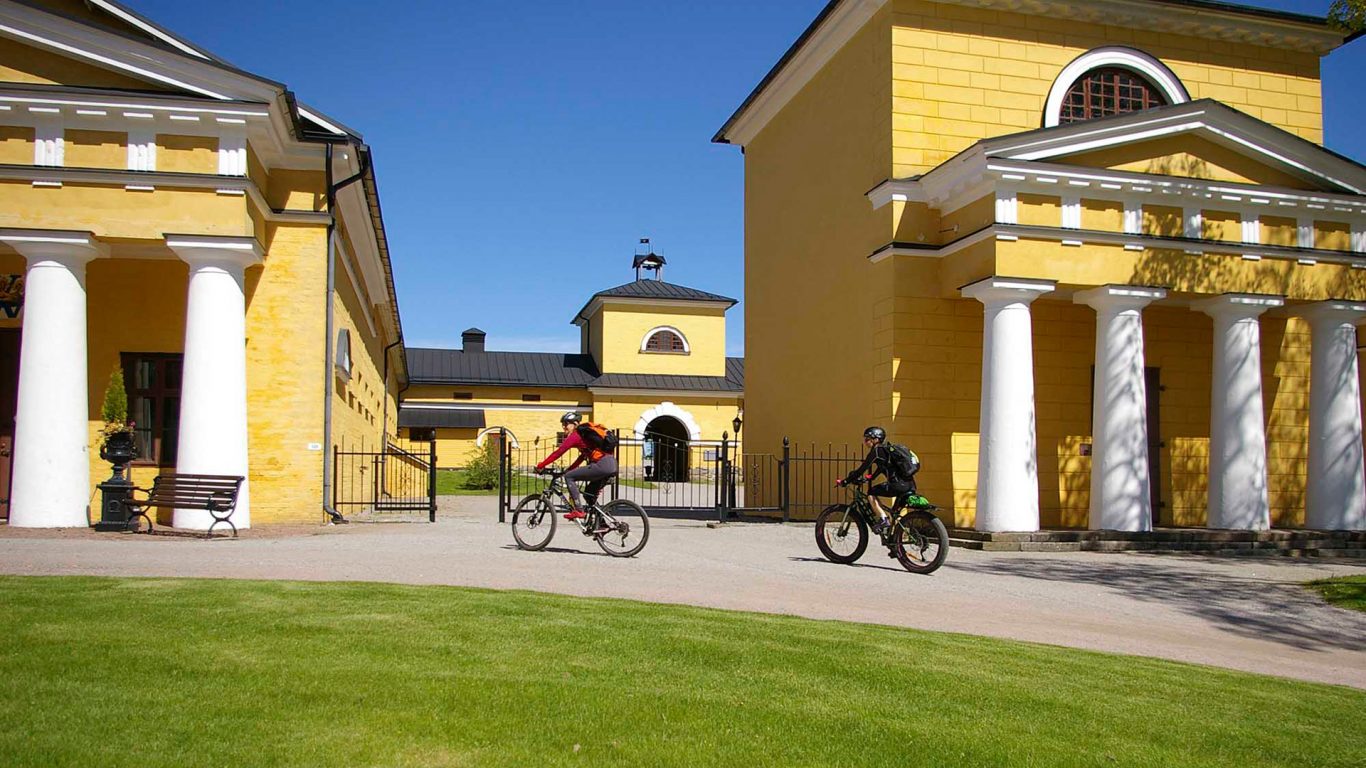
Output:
[{"xmin": 0, "ymin": 329, "xmax": 19, "ymax": 519}]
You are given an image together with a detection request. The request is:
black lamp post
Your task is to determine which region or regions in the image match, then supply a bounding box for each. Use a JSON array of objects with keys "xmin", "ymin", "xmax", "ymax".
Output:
[{"xmin": 727, "ymin": 410, "xmax": 743, "ymax": 510}]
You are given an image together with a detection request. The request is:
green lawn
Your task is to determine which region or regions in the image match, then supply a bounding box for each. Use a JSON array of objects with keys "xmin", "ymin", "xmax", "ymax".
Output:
[
  {"xmin": 437, "ymin": 470, "xmax": 655, "ymax": 496},
  {"xmin": 2, "ymin": 577, "xmax": 1363, "ymax": 768},
  {"xmin": 435, "ymin": 468, "xmax": 498, "ymax": 495},
  {"xmin": 1308, "ymin": 575, "xmax": 1366, "ymax": 612}
]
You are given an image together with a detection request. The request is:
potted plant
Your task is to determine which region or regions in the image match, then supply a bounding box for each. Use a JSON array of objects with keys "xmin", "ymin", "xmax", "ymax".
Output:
[
  {"xmin": 94, "ymin": 368, "xmax": 141, "ymax": 531},
  {"xmin": 98, "ymin": 367, "xmax": 139, "ymax": 478}
]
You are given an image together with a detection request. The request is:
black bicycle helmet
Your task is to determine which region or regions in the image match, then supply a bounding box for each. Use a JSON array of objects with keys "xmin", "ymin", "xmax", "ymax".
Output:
[
  {"xmin": 560, "ymin": 411, "xmax": 583, "ymax": 425},
  {"xmin": 863, "ymin": 426, "xmax": 886, "ymax": 442}
]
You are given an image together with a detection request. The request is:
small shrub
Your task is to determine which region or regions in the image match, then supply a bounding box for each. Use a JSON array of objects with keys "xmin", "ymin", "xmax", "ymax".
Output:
[
  {"xmin": 99, "ymin": 367, "xmax": 133, "ymax": 441},
  {"xmin": 461, "ymin": 441, "xmax": 499, "ymax": 490}
]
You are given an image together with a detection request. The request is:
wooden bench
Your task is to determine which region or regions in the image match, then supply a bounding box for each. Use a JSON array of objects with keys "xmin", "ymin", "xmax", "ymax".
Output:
[{"xmin": 123, "ymin": 473, "xmax": 245, "ymax": 538}]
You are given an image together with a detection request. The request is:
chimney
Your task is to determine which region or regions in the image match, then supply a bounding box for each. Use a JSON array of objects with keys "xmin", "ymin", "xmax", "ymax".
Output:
[{"xmin": 461, "ymin": 328, "xmax": 486, "ymax": 353}]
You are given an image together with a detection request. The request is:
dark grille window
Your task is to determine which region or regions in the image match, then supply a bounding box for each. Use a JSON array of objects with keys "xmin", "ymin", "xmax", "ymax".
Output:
[
  {"xmin": 1059, "ymin": 68, "xmax": 1167, "ymax": 124},
  {"xmin": 644, "ymin": 330, "xmax": 686, "ymax": 353},
  {"xmin": 522, "ymin": 394, "xmax": 541, "ymax": 402},
  {"xmin": 452, "ymin": 392, "xmax": 473, "ymax": 400},
  {"xmin": 122, "ymin": 352, "xmax": 182, "ymax": 467}
]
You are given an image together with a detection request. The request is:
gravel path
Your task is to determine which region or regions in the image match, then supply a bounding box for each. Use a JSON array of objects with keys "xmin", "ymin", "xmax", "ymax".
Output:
[{"xmin": 3, "ymin": 496, "xmax": 1364, "ymax": 689}]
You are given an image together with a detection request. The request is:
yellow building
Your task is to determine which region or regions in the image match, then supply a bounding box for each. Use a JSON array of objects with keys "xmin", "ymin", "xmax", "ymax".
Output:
[
  {"xmin": 401, "ymin": 252, "xmax": 744, "ymax": 479},
  {"xmin": 716, "ymin": 0, "xmax": 1366, "ymax": 531},
  {"xmin": 0, "ymin": 1, "xmax": 406, "ymax": 528}
]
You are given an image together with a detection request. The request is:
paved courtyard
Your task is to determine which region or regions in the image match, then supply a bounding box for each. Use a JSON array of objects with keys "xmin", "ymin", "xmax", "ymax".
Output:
[{"xmin": 2, "ymin": 496, "xmax": 1364, "ymax": 689}]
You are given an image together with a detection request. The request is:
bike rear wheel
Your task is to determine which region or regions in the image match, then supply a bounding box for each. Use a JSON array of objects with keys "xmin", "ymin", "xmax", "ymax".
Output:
[
  {"xmin": 596, "ymin": 499, "xmax": 649, "ymax": 557},
  {"xmin": 511, "ymin": 494, "xmax": 556, "ymax": 551},
  {"xmin": 815, "ymin": 504, "xmax": 868, "ymax": 564},
  {"xmin": 891, "ymin": 511, "xmax": 949, "ymax": 574}
]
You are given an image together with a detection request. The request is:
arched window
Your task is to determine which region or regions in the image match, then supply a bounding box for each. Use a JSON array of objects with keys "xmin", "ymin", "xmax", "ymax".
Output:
[
  {"xmin": 1059, "ymin": 68, "xmax": 1167, "ymax": 124},
  {"xmin": 641, "ymin": 326, "xmax": 689, "ymax": 354},
  {"xmin": 1043, "ymin": 47, "xmax": 1189, "ymax": 128}
]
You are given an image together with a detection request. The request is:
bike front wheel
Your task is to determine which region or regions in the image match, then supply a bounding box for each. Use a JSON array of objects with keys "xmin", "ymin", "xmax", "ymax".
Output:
[
  {"xmin": 596, "ymin": 499, "xmax": 649, "ymax": 557},
  {"xmin": 815, "ymin": 504, "xmax": 868, "ymax": 564},
  {"xmin": 892, "ymin": 511, "xmax": 949, "ymax": 574},
  {"xmin": 511, "ymin": 494, "xmax": 557, "ymax": 551}
]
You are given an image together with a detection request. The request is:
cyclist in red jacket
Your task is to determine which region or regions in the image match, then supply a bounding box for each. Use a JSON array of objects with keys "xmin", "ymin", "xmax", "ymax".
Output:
[{"xmin": 536, "ymin": 411, "xmax": 618, "ymax": 522}]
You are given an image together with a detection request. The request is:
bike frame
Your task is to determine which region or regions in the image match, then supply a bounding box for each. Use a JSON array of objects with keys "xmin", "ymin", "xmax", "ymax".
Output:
[
  {"xmin": 537, "ymin": 472, "xmax": 605, "ymax": 532},
  {"xmin": 840, "ymin": 480, "xmax": 939, "ymax": 544}
]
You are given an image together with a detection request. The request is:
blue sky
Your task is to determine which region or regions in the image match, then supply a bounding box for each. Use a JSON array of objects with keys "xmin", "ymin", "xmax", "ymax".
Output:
[{"xmin": 124, "ymin": 0, "xmax": 1364, "ymax": 356}]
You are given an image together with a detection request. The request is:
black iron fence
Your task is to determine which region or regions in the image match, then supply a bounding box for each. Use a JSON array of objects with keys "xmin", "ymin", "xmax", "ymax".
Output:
[
  {"xmin": 492, "ymin": 428, "xmax": 871, "ymax": 523},
  {"xmin": 333, "ymin": 436, "xmax": 436, "ymax": 522}
]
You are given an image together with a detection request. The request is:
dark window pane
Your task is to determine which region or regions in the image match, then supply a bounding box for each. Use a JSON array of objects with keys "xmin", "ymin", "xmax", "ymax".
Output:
[
  {"xmin": 164, "ymin": 360, "xmax": 182, "ymax": 389},
  {"xmin": 1059, "ymin": 67, "xmax": 1168, "ymax": 124}
]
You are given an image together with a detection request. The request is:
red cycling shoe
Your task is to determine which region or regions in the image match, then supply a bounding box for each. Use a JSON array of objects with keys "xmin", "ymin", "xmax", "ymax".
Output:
[{"xmin": 563, "ymin": 508, "xmax": 587, "ymax": 521}]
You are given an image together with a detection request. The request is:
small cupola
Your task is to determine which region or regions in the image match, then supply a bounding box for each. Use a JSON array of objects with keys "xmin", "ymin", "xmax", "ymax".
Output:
[
  {"xmin": 633, "ymin": 237, "xmax": 666, "ymax": 281},
  {"xmin": 461, "ymin": 328, "xmax": 486, "ymax": 353}
]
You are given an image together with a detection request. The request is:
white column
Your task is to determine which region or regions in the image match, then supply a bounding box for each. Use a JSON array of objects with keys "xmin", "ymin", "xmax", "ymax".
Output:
[
  {"xmin": 166, "ymin": 235, "xmax": 262, "ymax": 530},
  {"xmin": 1076, "ymin": 285, "xmax": 1166, "ymax": 531},
  {"xmin": 0, "ymin": 230, "xmax": 106, "ymax": 527},
  {"xmin": 1195, "ymin": 294, "xmax": 1284, "ymax": 530},
  {"xmin": 962, "ymin": 277, "xmax": 1055, "ymax": 532},
  {"xmin": 1300, "ymin": 302, "xmax": 1366, "ymax": 530}
]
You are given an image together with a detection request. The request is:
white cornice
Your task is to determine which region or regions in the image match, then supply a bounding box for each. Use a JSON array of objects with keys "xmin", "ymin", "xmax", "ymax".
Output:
[
  {"xmin": 88, "ymin": 0, "xmax": 213, "ymax": 61},
  {"xmin": 0, "ymin": 1, "xmax": 279, "ymax": 102},
  {"xmin": 984, "ymin": 160, "xmax": 1366, "ymax": 217},
  {"xmin": 871, "ymin": 221, "xmax": 1366, "ymax": 265},
  {"xmin": 870, "ymin": 105, "xmax": 1366, "ymax": 213}
]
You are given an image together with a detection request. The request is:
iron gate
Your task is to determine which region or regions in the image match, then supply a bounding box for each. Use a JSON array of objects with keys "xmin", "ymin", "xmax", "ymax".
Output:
[
  {"xmin": 494, "ymin": 429, "xmax": 862, "ymax": 522},
  {"xmin": 333, "ymin": 436, "xmax": 436, "ymax": 522}
]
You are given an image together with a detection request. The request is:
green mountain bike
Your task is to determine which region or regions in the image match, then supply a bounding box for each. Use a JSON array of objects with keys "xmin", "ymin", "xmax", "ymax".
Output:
[
  {"xmin": 816, "ymin": 479, "xmax": 950, "ymax": 574},
  {"xmin": 512, "ymin": 470, "xmax": 650, "ymax": 557}
]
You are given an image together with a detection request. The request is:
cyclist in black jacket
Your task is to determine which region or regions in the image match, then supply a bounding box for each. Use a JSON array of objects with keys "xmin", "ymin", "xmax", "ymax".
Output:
[{"xmin": 835, "ymin": 426, "xmax": 918, "ymax": 533}]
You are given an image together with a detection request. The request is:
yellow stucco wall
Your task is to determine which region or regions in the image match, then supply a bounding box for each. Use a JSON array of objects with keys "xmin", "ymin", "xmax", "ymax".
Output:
[
  {"xmin": 0, "ymin": 125, "xmax": 31, "ymax": 164},
  {"xmin": 1065, "ymin": 136, "xmax": 1318, "ymax": 189},
  {"xmin": 588, "ymin": 303, "xmax": 728, "ymax": 376},
  {"xmin": 742, "ymin": 1, "xmax": 893, "ymax": 468},
  {"xmin": 63, "ymin": 130, "xmax": 124, "ymax": 169},
  {"xmin": 156, "ymin": 135, "xmax": 218, "ymax": 175},
  {"xmin": 0, "ymin": 16, "xmax": 403, "ymax": 527},
  {"xmin": 739, "ymin": 0, "xmax": 1353, "ymax": 527},
  {"xmin": 890, "ymin": 0, "xmax": 1323, "ymax": 177},
  {"xmin": 0, "ymin": 182, "xmax": 252, "ymax": 239}
]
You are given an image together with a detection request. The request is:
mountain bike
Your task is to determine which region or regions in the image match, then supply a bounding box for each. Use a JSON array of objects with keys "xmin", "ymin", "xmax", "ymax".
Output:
[
  {"xmin": 815, "ymin": 478, "xmax": 949, "ymax": 574},
  {"xmin": 511, "ymin": 470, "xmax": 650, "ymax": 557}
]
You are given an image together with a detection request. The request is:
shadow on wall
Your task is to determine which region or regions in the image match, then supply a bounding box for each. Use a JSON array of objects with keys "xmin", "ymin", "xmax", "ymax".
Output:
[{"xmin": 948, "ymin": 555, "xmax": 1366, "ymax": 653}]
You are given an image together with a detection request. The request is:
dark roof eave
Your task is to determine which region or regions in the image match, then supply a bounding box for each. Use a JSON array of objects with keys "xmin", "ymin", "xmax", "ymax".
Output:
[{"xmin": 407, "ymin": 379, "xmax": 591, "ymax": 389}]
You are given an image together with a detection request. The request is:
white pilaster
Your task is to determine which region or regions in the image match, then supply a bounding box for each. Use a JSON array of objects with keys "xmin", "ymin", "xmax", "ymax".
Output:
[
  {"xmin": 1296, "ymin": 217, "xmax": 1314, "ymax": 249},
  {"xmin": 33, "ymin": 120, "xmax": 62, "ymax": 167},
  {"xmin": 1122, "ymin": 200, "xmax": 1142, "ymax": 236},
  {"xmin": 166, "ymin": 235, "xmax": 262, "ymax": 530},
  {"xmin": 1061, "ymin": 196, "xmax": 1081, "ymax": 230},
  {"xmin": 994, "ymin": 189, "xmax": 1018, "ymax": 225},
  {"xmin": 962, "ymin": 277, "xmax": 1055, "ymax": 532},
  {"xmin": 1075, "ymin": 285, "xmax": 1166, "ymax": 531},
  {"xmin": 0, "ymin": 230, "xmax": 107, "ymax": 527},
  {"xmin": 1195, "ymin": 294, "xmax": 1284, "ymax": 530},
  {"xmin": 1300, "ymin": 302, "xmax": 1366, "ymax": 530},
  {"xmin": 127, "ymin": 128, "xmax": 155, "ymax": 172},
  {"xmin": 1184, "ymin": 206, "xmax": 1202, "ymax": 239},
  {"xmin": 1240, "ymin": 214, "xmax": 1260, "ymax": 245}
]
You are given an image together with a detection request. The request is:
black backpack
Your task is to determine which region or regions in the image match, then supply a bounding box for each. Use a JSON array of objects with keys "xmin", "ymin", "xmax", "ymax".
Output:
[
  {"xmin": 576, "ymin": 423, "xmax": 619, "ymax": 454},
  {"xmin": 886, "ymin": 443, "xmax": 920, "ymax": 481}
]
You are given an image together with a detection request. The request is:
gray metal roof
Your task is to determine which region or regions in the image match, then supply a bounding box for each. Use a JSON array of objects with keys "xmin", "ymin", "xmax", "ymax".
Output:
[
  {"xmin": 406, "ymin": 347, "xmax": 599, "ymax": 388},
  {"xmin": 404, "ymin": 348, "xmax": 744, "ymax": 393},
  {"xmin": 591, "ymin": 358, "xmax": 745, "ymax": 393},
  {"xmin": 397, "ymin": 408, "xmax": 486, "ymax": 429},
  {"xmin": 573, "ymin": 279, "xmax": 737, "ymax": 322}
]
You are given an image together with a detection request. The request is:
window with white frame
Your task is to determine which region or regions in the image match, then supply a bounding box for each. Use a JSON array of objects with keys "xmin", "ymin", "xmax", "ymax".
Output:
[
  {"xmin": 1044, "ymin": 47, "xmax": 1189, "ymax": 128},
  {"xmin": 641, "ymin": 327, "xmax": 688, "ymax": 354}
]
